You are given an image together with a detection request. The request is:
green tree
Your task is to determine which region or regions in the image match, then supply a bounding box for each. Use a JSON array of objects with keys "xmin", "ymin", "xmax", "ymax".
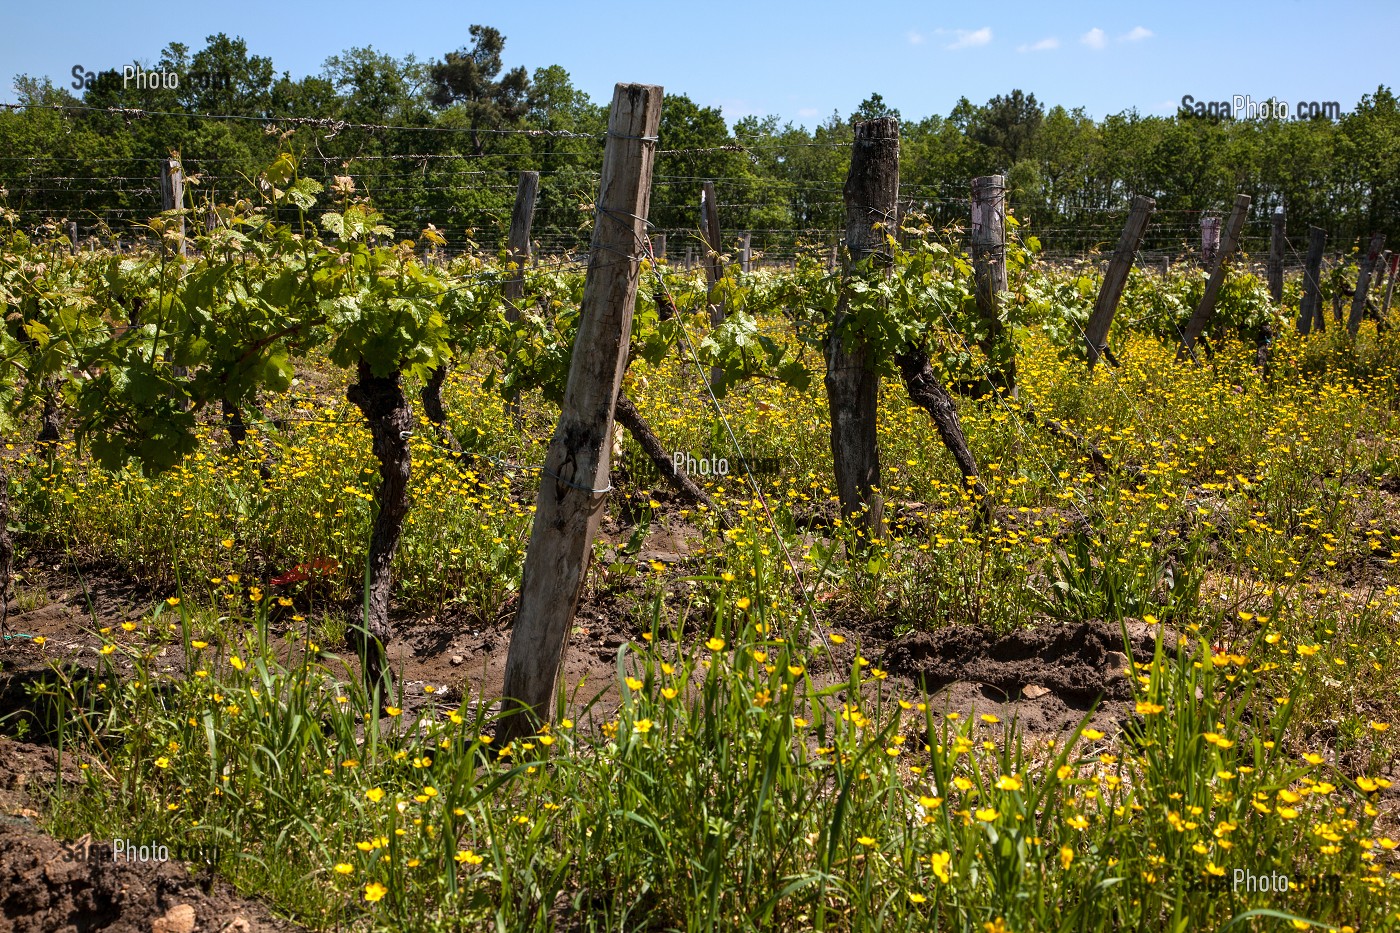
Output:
[
  {"xmin": 429, "ymin": 26, "xmax": 530, "ymax": 155},
  {"xmin": 968, "ymin": 90, "xmax": 1044, "ymax": 169}
]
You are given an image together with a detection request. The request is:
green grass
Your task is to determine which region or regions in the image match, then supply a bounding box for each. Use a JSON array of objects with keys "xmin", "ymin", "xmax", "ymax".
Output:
[{"xmin": 22, "ymin": 543, "xmax": 1400, "ymax": 932}]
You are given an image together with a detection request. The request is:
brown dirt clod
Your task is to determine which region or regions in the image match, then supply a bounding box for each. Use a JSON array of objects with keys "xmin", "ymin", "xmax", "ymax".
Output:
[
  {"xmin": 0, "ymin": 821, "xmax": 301, "ymax": 933},
  {"xmin": 881, "ymin": 619, "xmax": 1176, "ymax": 705}
]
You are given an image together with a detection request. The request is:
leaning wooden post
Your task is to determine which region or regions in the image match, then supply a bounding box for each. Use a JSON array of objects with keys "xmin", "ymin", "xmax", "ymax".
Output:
[
  {"xmin": 500, "ymin": 83, "xmax": 662, "ymax": 741},
  {"xmin": 502, "ymin": 170, "xmax": 540, "ymax": 422},
  {"xmin": 1382, "ymin": 253, "xmax": 1399, "ymax": 320},
  {"xmin": 1178, "ymin": 194, "xmax": 1251, "ymax": 360},
  {"xmin": 1268, "ymin": 208, "xmax": 1285, "ymax": 304},
  {"xmin": 1298, "ymin": 226, "xmax": 1327, "ymax": 334},
  {"xmin": 1200, "ymin": 215, "xmax": 1221, "ymax": 268},
  {"xmin": 159, "ymin": 155, "xmax": 186, "ymax": 257},
  {"xmin": 826, "ymin": 117, "xmax": 898, "ymax": 541},
  {"xmin": 1085, "ymin": 194, "xmax": 1154, "ymax": 369},
  {"xmin": 1347, "ymin": 232, "xmax": 1387, "ymax": 337},
  {"xmin": 971, "ymin": 175, "xmax": 1014, "ymax": 395}
]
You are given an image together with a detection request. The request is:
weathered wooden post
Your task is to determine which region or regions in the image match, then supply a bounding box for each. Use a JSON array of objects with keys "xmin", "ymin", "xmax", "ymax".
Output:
[
  {"xmin": 1200, "ymin": 214, "xmax": 1221, "ymax": 268},
  {"xmin": 1178, "ymin": 194, "xmax": 1251, "ymax": 360},
  {"xmin": 971, "ymin": 175, "xmax": 1014, "ymax": 395},
  {"xmin": 700, "ymin": 182, "xmax": 724, "ymax": 289},
  {"xmin": 501, "ymin": 170, "xmax": 540, "ymax": 423},
  {"xmin": 159, "ymin": 155, "xmax": 186, "ymax": 257},
  {"xmin": 68, "ymin": 221, "xmax": 78, "ymax": 255},
  {"xmin": 500, "ymin": 83, "xmax": 662, "ymax": 742},
  {"xmin": 700, "ymin": 181, "xmax": 725, "ymax": 385},
  {"xmin": 1347, "ymin": 233, "xmax": 1387, "ymax": 337},
  {"xmin": 741, "ymin": 232, "xmax": 752, "ymax": 274},
  {"xmin": 826, "ymin": 117, "xmax": 899, "ymax": 541},
  {"xmin": 1299, "ymin": 226, "xmax": 1327, "ymax": 334},
  {"xmin": 652, "ymin": 232, "xmax": 665, "ymax": 265},
  {"xmin": 684, "ymin": 244, "xmax": 693, "ymax": 271},
  {"xmin": 1085, "ymin": 194, "xmax": 1155, "ymax": 368},
  {"xmin": 504, "ymin": 171, "xmax": 540, "ymax": 321},
  {"xmin": 1373, "ymin": 251, "xmax": 1393, "ymax": 328},
  {"xmin": 1383, "ymin": 253, "xmax": 1399, "ymax": 320},
  {"xmin": 1268, "ymin": 207, "xmax": 1285, "ymax": 304}
]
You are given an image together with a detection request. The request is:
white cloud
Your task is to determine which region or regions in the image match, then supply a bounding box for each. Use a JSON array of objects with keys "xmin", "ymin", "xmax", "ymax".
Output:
[
  {"xmin": 946, "ymin": 27, "xmax": 993, "ymax": 50},
  {"xmin": 1081, "ymin": 27, "xmax": 1107, "ymax": 49},
  {"xmin": 1016, "ymin": 36, "xmax": 1060, "ymax": 52},
  {"xmin": 907, "ymin": 30, "xmax": 925, "ymax": 45},
  {"xmin": 714, "ymin": 98, "xmax": 759, "ymax": 119},
  {"xmin": 1120, "ymin": 26, "xmax": 1153, "ymax": 42}
]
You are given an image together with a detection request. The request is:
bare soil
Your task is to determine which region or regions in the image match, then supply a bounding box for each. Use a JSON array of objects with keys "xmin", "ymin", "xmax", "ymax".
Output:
[{"xmin": 0, "ymin": 738, "xmax": 301, "ymax": 933}]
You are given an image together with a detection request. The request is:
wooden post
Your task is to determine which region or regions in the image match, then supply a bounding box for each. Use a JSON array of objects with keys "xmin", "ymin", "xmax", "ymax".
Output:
[
  {"xmin": 499, "ymin": 84, "xmax": 662, "ymax": 741},
  {"xmin": 700, "ymin": 181, "xmax": 725, "ymax": 385},
  {"xmin": 1374, "ymin": 251, "xmax": 1393, "ymax": 326},
  {"xmin": 684, "ymin": 244, "xmax": 693, "ymax": 271},
  {"xmin": 971, "ymin": 175, "xmax": 1013, "ymax": 395},
  {"xmin": 159, "ymin": 155, "xmax": 186, "ymax": 258},
  {"xmin": 828, "ymin": 240, "xmax": 838, "ymax": 271},
  {"xmin": 1268, "ymin": 207, "xmax": 1285, "ymax": 304},
  {"xmin": 499, "ymin": 171, "xmax": 540, "ymax": 424},
  {"xmin": 826, "ymin": 117, "xmax": 898, "ymax": 541},
  {"xmin": 504, "ymin": 171, "xmax": 540, "ymax": 321},
  {"xmin": 1347, "ymin": 232, "xmax": 1387, "ymax": 337},
  {"xmin": 700, "ymin": 182, "xmax": 724, "ymax": 291},
  {"xmin": 68, "ymin": 222, "xmax": 78, "ymax": 255},
  {"xmin": 1084, "ymin": 194, "xmax": 1154, "ymax": 368},
  {"xmin": 1383, "ymin": 253, "xmax": 1399, "ymax": 320},
  {"xmin": 1298, "ymin": 226, "xmax": 1327, "ymax": 334},
  {"xmin": 1178, "ymin": 194, "xmax": 1251, "ymax": 360},
  {"xmin": 652, "ymin": 232, "xmax": 665, "ymax": 265},
  {"xmin": 1200, "ymin": 215, "xmax": 1221, "ymax": 268},
  {"xmin": 741, "ymin": 232, "xmax": 752, "ymax": 274}
]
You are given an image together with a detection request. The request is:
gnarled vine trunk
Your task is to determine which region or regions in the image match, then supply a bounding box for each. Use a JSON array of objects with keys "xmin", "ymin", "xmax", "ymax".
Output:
[
  {"xmin": 895, "ymin": 347, "xmax": 989, "ymax": 512},
  {"xmin": 614, "ymin": 389, "xmax": 723, "ymax": 516},
  {"xmin": 221, "ymin": 398, "xmax": 273, "ymax": 482},
  {"xmin": 346, "ymin": 359, "xmax": 414, "ymax": 698},
  {"xmin": 420, "ymin": 364, "xmax": 448, "ymax": 426},
  {"xmin": 37, "ymin": 380, "xmax": 62, "ymax": 447}
]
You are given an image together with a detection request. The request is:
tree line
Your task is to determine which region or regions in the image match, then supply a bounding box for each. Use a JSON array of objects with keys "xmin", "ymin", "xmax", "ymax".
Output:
[{"xmin": 3, "ymin": 29, "xmax": 1398, "ymax": 260}]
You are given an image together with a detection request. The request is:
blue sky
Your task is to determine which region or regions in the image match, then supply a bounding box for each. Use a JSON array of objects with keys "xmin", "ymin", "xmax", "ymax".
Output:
[{"xmin": 3, "ymin": 0, "xmax": 1396, "ymax": 126}]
